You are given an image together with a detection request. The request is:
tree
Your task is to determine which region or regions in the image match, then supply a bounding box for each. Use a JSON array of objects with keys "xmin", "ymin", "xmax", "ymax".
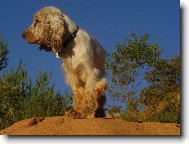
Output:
[
  {"xmin": 0, "ymin": 34, "xmax": 9, "ymax": 71},
  {"xmin": 106, "ymin": 33, "xmax": 161, "ymax": 117},
  {"xmin": 140, "ymin": 55, "xmax": 180, "ymax": 123}
]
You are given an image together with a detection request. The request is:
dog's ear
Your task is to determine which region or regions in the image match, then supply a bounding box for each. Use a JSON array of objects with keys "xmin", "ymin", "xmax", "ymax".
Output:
[{"xmin": 49, "ymin": 15, "xmax": 65, "ymax": 53}]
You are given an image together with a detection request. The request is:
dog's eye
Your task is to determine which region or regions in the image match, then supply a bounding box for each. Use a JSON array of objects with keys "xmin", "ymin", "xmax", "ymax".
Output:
[{"xmin": 34, "ymin": 20, "xmax": 40, "ymax": 27}]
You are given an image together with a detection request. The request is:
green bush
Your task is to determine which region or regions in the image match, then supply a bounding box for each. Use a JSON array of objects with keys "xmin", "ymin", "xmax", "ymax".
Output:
[
  {"xmin": 106, "ymin": 33, "xmax": 161, "ymax": 114},
  {"xmin": 106, "ymin": 33, "xmax": 180, "ymax": 123},
  {"xmin": 0, "ymin": 63, "xmax": 71, "ymax": 130},
  {"xmin": 0, "ymin": 34, "xmax": 9, "ymax": 71}
]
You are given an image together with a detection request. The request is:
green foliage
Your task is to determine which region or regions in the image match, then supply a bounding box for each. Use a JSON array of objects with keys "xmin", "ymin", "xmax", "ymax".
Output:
[
  {"xmin": 0, "ymin": 34, "xmax": 71, "ymax": 130},
  {"xmin": 0, "ymin": 63, "xmax": 71, "ymax": 130},
  {"xmin": 140, "ymin": 56, "xmax": 180, "ymax": 123},
  {"xmin": 106, "ymin": 33, "xmax": 161, "ymax": 113},
  {"xmin": 154, "ymin": 111, "xmax": 180, "ymax": 123},
  {"xmin": 106, "ymin": 33, "xmax": 180, "ymax": 123},
  {"xmin": 107, "ymin": 105, "xmax": 122, "ymax": 117},
  {"xmin": 144, "ymin": 55, "xmax": 180, "ymax": 87},
  {"xmin": 120, "ymin": 112, "xmax": 141, "ymax": 122},
  {"xmin": 0, "ymin": 81, "xmax": 20, "ymax": 128},
  {"xmin": 0, "ymin": 34, "xmax": 9, "ymax": 71}
]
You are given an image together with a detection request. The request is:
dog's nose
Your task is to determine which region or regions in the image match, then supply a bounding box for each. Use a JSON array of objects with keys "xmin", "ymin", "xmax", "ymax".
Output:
[{"xmin": 22, "ymin": 31, "xmax": 26, "ymax": 38}]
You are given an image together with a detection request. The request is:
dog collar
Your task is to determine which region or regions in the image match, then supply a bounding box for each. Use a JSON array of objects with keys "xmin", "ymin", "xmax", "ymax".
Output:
[
  {"xmin": 56, "ymin": 26, "xmax": 79, "ymax": 59},
  {"xmin": 63, "ymin": 26, "xmax": 79, "ymax": 48}
]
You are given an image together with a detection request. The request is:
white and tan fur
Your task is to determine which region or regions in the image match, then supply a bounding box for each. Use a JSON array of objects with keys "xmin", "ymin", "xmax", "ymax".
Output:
[{"xmin": 22, "ymin": 6, "xmax": 106, "ymax": 118}]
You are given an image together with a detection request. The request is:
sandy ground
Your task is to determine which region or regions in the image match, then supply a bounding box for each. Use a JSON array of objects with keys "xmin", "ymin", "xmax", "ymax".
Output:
[{"xmin": 0, "ymin": 116, "xmax": 180, "ymax": 135}]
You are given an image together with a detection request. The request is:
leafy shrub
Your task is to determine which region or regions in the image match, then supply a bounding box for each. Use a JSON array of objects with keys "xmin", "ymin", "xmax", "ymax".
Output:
[
  {"xmin": 106, "ymin": 33, "xmax": 161, "ymax": 113},
  {"xmin": 106, "ymin": 33, "xmax": 180, "ymax": 123},
  {"xmin": 0, "ymin": 63, "xmax": 71, "ymax": 130},
  {"xmin": 0, "ymin": 34, "xmax": 9, "ymax": 70},
  {"xmin": 140, "ymin": 56, "xmax": 180, "ymax": 123}
]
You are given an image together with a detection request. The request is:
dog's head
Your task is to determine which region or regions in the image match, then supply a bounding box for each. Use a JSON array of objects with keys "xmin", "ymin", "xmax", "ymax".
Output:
[{"xmin": 22, "ymin": 6, "xmax": 65, "ymax": 52}]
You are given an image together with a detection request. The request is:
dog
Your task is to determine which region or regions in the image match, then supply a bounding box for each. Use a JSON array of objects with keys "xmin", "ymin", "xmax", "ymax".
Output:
[{"xmin": 22, "ymin": 6, "xmax": 107, "ymax": 118}]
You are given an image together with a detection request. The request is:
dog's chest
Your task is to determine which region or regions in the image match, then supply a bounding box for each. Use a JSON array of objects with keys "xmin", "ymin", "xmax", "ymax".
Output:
[{"xmin": 62, "ymin": 55, "xmax": 79, "ymax": 72}]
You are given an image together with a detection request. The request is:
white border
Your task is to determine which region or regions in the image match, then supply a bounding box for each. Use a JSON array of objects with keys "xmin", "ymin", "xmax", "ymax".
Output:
[
  {"xmin": 1, "ymin": 1, "xmax": 187, "ymax": 144},
  {"xmin": 181, "ymin": 0, "xmax": 189, "ymax": 144}
]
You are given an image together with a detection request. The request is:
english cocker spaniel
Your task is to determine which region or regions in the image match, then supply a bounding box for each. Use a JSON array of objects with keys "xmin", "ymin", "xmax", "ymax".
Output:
[{"xmin": 22, "ymin": 6, "xmax": 107, "ymax": 118}]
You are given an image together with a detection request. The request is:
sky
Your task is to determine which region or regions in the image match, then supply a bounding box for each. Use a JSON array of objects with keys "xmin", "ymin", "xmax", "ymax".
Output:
[{"xmin": 0, "ymin": 0, "xmax": 180, "ymax": 108}]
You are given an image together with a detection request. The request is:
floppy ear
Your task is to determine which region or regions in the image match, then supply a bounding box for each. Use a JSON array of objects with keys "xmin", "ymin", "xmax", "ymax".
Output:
[{"xmin": 49, "ymin": 15, "xmax": 65, "ymax": 52}]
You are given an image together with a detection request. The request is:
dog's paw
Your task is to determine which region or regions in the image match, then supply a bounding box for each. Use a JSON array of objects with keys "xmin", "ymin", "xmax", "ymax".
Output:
[{"xmin": 65, "ymin": 109, "xmax": 83, "ymax": 119}]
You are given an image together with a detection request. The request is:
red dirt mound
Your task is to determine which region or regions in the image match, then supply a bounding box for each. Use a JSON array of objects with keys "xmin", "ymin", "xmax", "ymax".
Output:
[{"xmin": 0, "ymin": 116, "xmax": 180, "ymax": 135}]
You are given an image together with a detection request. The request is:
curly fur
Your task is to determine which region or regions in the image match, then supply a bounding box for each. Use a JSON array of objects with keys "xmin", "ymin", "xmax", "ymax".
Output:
[{"xmin": 22, "ymin": 6, "xmax": 107, "ymax": 118}]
